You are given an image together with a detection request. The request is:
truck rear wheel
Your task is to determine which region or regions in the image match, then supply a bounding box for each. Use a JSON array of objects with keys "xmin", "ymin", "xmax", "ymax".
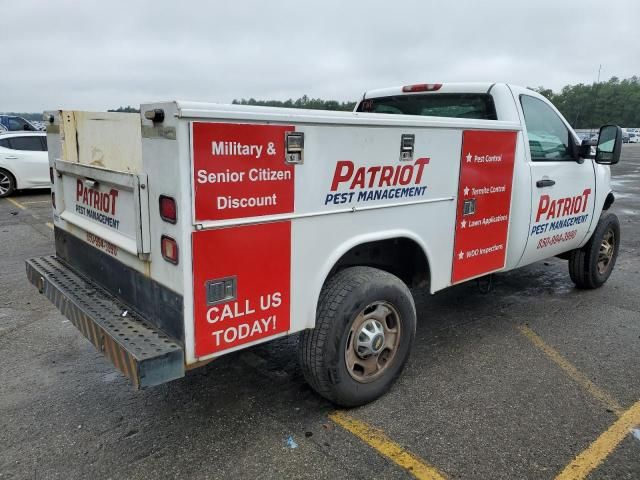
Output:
[
  {"xmin": 569, "ymin": 213, "xmax": 620, "ymax": 289},
  {"xmin": 299, "ymin": 266, "xmax": 416, "ymax": 407}
]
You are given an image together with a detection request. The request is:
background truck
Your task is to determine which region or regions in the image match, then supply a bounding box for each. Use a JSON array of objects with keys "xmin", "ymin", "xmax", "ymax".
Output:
[{"xmin": 27, "ymin": 83, "xmax": 623, "ymax": 406}]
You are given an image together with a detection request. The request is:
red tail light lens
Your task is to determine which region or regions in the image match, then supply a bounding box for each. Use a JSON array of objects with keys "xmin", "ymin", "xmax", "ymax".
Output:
[
  {"xmin": 51, "ymin": 192, "xmax": 56, "ymax": 209},
  {"xmin": 402, "ymin": 83, "xmax": 442, "ymax": 93},
  {"xmin": 159, "ymin": 195, "xmax": 177, "ymax": 224},
  {"xmin": 161, "ymin": 235, "xmax": 179, "ymax": 264}
]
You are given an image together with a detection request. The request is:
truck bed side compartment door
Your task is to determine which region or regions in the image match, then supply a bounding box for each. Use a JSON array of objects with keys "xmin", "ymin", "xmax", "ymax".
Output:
[{"xmin": 451, "ymin": 129, "xmax": 518, "ymax": 283}]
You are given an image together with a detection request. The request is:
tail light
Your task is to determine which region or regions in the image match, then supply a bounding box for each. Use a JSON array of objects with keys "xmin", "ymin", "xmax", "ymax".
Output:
[
  {"xmin": 49, "ymin": 167, "xmax": 54, "ymax": 184},
  {"xmin": 402, "ymin": 83, "xmax": 442, "ymax": 93},
  {"xmin": 51, "ymin": 192, "xmax": 56, "ymax": 209},
  {"xmin": 161, "ymin": 235, "xmax": 179, "ymax": 264},
  {"xmin": 159, "ymin": 195, "xmax": 177, "ymax": 224}
]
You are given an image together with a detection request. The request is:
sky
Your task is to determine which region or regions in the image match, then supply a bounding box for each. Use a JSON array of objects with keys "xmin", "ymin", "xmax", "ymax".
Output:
[{"xmin": 1, "ymin": 0, "xmax": 639, "ymax": 112}]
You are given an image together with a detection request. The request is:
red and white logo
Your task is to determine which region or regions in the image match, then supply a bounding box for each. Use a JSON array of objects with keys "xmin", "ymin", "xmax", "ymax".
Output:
[
  {"xmin": 192, "ymin": 221, "xmax": 291, "ymax": 357},
  {"xmin": 535, "ymin": 189, "xmax": 591, "ymax": 222},
  {"xmin": 191, "ymin": 122, "xmax": 295, "ymax": 221}
]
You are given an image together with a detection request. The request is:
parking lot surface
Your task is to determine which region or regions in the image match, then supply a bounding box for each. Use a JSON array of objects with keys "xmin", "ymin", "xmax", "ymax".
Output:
[{"xmin": 1, "ymin": 146, "xmax": 640, "ymax": 479}]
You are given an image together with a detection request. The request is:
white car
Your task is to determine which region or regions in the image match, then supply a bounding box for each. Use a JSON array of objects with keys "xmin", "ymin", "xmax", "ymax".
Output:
[{"xmin": 0, "ymin": 132, "xmax": 50, "ymax": 197}]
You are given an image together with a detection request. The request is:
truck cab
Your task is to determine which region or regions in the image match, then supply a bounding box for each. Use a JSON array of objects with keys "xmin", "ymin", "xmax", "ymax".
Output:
[{"xmin": 357, "ymin": 83, "xmax": 615, "ymax": 271}]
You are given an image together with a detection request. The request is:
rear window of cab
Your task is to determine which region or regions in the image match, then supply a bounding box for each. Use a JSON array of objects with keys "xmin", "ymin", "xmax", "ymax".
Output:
[{"xmin": 357, "ymin": 93, "xmax": 498, "ymax": 120}]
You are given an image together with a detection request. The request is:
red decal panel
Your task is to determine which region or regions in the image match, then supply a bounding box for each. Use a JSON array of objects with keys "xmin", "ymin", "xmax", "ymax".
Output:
[
  {"xmin": 193, "ymin": 222, "xmax": 291, "ymax": 357},
  {"xmin": 192, "ymin": 122, "xmax": 295, "ymax": 221},
  {"xmin": 451, "ymin": 130, "xmax": 517, "ymax": 284}
]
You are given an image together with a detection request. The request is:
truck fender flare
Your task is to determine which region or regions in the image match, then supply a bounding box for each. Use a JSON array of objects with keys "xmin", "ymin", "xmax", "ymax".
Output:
[
  {"xmin": 309, "ymin": 229, "xmax": 432, "ymax": 329},
  {"xmin": 603, "ymin": 191, "xmax": 615, "ymax": 211}
]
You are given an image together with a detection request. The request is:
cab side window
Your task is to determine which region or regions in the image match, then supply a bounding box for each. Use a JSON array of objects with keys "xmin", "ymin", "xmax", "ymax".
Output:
[{"xmin": 520, "ymin": 95, "xmax": 573, "ymax": 161}]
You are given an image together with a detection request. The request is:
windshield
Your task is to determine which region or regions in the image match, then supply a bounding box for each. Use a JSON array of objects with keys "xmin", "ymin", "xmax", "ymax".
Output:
[{"xmin": 357, "ymin": 93, "xmax": 498, "ymax": 120}]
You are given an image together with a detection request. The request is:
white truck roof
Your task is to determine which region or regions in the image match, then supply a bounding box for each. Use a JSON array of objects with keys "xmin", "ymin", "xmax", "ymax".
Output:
[{"xmin": 363, "ymin": 82, "xmax": 498, "ymax": 99}]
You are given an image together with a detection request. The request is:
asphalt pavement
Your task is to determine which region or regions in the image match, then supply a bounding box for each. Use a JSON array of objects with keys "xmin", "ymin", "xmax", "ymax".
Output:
[{"xmin": 1, "ymin": 146, "xmax": 639, "ymax": 479}]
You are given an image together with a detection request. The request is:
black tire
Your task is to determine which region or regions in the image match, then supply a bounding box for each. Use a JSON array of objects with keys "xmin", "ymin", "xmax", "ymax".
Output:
[
  {"xmin": 0, "ymin": 169, "xmax": 16, "ymax": 198},
  {"xmin": 299, "ymin": 266, "xmax": 416, "ymax": 407},
  {"xmin": 569, "ymin": 213, "xmax": 620, "ymax": 289}
]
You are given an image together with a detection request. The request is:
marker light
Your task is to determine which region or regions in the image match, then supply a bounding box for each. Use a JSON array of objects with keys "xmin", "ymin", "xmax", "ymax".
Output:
[
  {"xmin": 161, "ymin": 235, "xmax": 179, "ymax": 264},
  {"xmin": 159, "ymin": 195, "xmax": 177, "ymax": 224}
]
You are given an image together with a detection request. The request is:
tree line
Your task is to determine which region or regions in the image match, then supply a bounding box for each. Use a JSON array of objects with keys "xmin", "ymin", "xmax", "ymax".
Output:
[
  {"xmin": 8, "ymin": 76, "xmax": 638, "ymax": 128},
  {"xmin": 232, "ymin": 94, "xmax": 357, "ymax": 111},
  {"xmin": 233, "ymin": 77, "xmax": 640, "ymax": 128},
  {"xmin": 1, "ymin": 112, "xmax": 43, "ymax": 121},
  {"xmin": 532, "ymin": 76, "xmax": 640, "ymax": 128}
]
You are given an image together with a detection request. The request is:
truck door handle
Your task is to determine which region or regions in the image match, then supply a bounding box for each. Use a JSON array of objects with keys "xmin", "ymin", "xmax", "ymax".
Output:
[
  {"xmin": 4, "ymin": 156, "xmax": 18, "ymax": 160},
  {"xmin": 536, "ymin": 179, "xmax": 556, "ymax": 188}
]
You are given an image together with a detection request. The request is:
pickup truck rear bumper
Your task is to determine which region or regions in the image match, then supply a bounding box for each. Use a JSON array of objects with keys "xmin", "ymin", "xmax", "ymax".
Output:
[{"xmin": 26, "ymin": 255, "xmax": 184, "ymax": 388}]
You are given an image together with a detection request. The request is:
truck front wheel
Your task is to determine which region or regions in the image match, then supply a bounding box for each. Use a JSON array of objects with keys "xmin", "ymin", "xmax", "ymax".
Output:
[
  {"xmin": 568, "ymin": 213, "xmax": 620, "ymax": 289},
  {"xmin": 299, "ymin": 266, "xmax": 416, "ymax": 407}
]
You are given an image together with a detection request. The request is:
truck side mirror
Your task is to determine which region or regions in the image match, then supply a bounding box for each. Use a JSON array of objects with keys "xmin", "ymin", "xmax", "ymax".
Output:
[
  {"xmin": 569, "ymin": 135, "xmax": 593, "ymax": 162},
  {"xmin": 595, "ymin": 125, "xmax": 622, "ymax": 165},
  {"xmin": 578, "ymin": 139, "xmax": 593, "ymax": 159}
]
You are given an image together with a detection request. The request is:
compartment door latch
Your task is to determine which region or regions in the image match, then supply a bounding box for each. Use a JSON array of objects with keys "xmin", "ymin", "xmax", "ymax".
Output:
[
  {"xmin": 285, "ymin": 131, "xmax": 304, "ymax": 165},
  {"xmin": 400, "ymin": 134, "xmax": 415, "ymax": 161}
]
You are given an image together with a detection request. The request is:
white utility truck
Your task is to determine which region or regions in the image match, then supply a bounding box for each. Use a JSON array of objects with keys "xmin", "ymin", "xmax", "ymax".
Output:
[{"xmin": 27, "ymin": 83, "xmax": 622, "ymax": 406}]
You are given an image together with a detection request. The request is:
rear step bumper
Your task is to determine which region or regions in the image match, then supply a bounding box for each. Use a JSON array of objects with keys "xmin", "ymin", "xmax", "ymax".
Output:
[{"xmin": 26, "ymin": 255, "xmax": 184, "ymax": 388}]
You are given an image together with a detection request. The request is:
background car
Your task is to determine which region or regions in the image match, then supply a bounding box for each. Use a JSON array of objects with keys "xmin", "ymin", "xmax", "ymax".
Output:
[
  {"xmin": 629, "ymin": 132, "xmax": 639, "ymax": 143},
  {"xmin": 577, "ymin": 132, "xmax": 591, "ymax": 143},
  {"xmin": 0, "ymin": 132, "xmax": 49, "ymax": 197},
  {"xmin": 0, "ymin": 115, "xmax": 38, "ymax": 132}
]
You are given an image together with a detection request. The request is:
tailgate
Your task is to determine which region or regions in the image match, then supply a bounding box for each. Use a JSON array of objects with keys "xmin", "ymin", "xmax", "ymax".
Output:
[
  {"xmin": 53, "ymin": 110, "xmax": 150, "ymax": 257},
  {"xmin": 55, "ymin": 161, "xmax": 150, "ymax": 256}
]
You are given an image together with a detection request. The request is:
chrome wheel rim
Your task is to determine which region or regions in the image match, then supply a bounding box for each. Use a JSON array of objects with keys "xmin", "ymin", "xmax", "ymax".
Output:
[
  {"xmin": 345, "ymin": 301, "xmax": 401, "ymax": 383},
  {"xmin": 0, "ymin": 172, "xmax": 10, "ymax": 195},
  {"xmin": 597, "ymin": 228, "xmax": 615, "ymax": 275}
]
